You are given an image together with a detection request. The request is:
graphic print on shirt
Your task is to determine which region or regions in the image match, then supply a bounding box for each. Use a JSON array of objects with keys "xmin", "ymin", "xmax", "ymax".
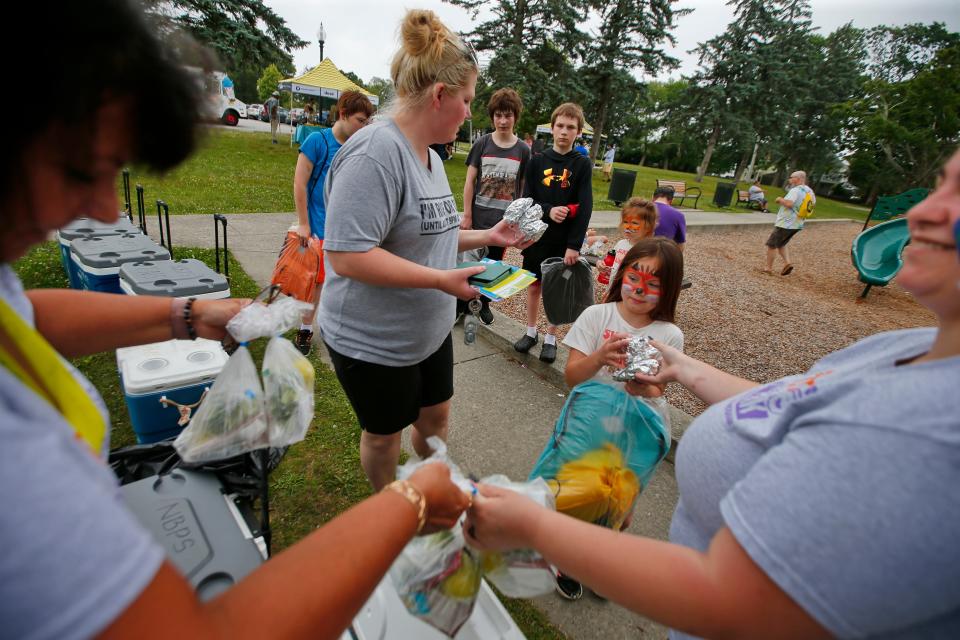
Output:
[
  {"xmin": 475, "ymin": 155, "xmax": 523, "ymax": 210},
  {"xmin": 724, "ymin": 371, "xmax": 833, "ymax": 425},
  {"xmin": 542, "ymin": 168, "xmax": 572, "ymax": 188},
  {"xmin": 420, "ymin": 194, "xmax": 460, "ymax": 236}
]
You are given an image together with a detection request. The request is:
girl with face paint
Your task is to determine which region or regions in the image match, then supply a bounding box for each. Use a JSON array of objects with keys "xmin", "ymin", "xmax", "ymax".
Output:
[
  {"xmin": 563, "ymin": 238, "xmax": 685, "ymax": 396},
  {"xmin": 597, "ymin": 197, "xmax": 658, "ymax": 285}
]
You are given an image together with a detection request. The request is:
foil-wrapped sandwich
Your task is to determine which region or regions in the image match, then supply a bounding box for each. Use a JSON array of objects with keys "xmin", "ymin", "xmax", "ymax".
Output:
[
  {"xmin": 502, "ymin": 198, "xmax": 548, "ymax": 243},
  {"xmin": 611, "ymin": 335, "xmax": 662, "ymax": 381}
]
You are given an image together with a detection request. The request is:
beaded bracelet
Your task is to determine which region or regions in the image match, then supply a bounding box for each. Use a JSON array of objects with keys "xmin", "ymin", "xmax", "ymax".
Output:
[
  {"xmin": 183, "ymin": 297, "xmax": 197, "ymax": 340},
  {"xmin": 170, "ymin": 297, "xmax": 198, "ymax": 341}
]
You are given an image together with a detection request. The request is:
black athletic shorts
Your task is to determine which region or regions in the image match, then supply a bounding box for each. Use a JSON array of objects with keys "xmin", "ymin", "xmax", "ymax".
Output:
[
  {"xmin": 521, "ymin": 242, "xmax": 566, "ymax": 279},
  {"xmin": 324, "ymin": 333, "xmax": 454, "ymax": 435},
  {"xmin": 765, "ymin": 227, "xmax": 801, "ymax": 249}
]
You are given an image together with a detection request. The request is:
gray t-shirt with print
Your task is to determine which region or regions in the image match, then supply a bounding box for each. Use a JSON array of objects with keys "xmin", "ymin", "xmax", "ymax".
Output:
[
  {"xmin": 0, "ymin": 266, "xmax": 165, "ymax": 640},
  {"xmin": 465, "ymin": 134, "xmax": 530, "ymax": 230},
  {"xmin": 669, "ymin": 328, "xmax": 960, "ymax": 639},
  {"xmin": 319, "ymin": 119, "xmax": 461, "ymax": 366}
]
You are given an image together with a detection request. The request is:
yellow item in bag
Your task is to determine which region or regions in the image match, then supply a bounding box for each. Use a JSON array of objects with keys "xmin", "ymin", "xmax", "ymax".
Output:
[
  {"xmin": 0, "ymin": 298, "xmax": 106, "ymax": 455},
  {"xmin": 548, "ymin": 443, "xmax": 640, "ymax": 529}
]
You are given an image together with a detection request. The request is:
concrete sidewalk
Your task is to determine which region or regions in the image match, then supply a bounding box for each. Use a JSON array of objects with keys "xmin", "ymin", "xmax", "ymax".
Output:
[{"xmin": 157, "ymin": 212, "xmax": 688, "ymax": 639}]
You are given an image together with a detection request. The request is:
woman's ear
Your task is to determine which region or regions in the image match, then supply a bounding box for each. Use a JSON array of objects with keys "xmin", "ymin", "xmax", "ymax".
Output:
[{"xmin": 431, "ymin": 83, "xmax": 445, "ymax": 109}]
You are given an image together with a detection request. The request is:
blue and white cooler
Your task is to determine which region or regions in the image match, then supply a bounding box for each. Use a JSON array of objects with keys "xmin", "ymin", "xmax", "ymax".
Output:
[
  {"xmin": 56, "ymin": 217, "xmax": 141, "ymax": 289},
  {"xmin": 116, "ymin": 338, "xmax": 229, "ymax": 443},
  {"xmin": 119, "ymin": 259, "xmax": 231, "ymax": 299},
  {"xmin": 70, "ymin": 233, "xmax": 170, "ymax": 293}
]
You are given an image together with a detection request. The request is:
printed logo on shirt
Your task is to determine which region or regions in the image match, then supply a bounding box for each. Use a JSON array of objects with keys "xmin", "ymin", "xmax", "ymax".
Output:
[
  {"xmin": 542, "ymin": 168, "xmax": 572, "ymax": 188},
  {"xmin": 419, "ymin": 194, "xmax": 460, "ymax": 236},
  {"xmin": 725, "ymin": 371, "xmax": 833, "ymax": 424},
  {"xmin": 476, "ymin": 155, "xmax": 523, "ymax": 209}
]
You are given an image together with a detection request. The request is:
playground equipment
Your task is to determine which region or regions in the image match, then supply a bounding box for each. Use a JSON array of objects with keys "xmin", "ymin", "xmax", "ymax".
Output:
[{"xmin": 851, "ymin": 188, "xmax": 928, "ymax": 298}]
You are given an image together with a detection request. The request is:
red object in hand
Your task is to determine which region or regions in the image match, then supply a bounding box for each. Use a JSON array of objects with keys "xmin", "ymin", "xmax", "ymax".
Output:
[
  {"xmin": 567, "ymin": 203, "xmax": 579, "ymax": 218},
  {"xmin": 598, "ymin": 249, "xmax": 615, "ymax": 285}
]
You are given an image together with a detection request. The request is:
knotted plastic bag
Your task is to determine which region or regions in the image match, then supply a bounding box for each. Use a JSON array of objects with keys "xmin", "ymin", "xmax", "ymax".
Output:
[
  {"xmin": 174, "ymin": 296, "xmax": 313, "ymax": 462},
  {"xmin": 390, "ymin": 439, "xmax": 554, "ymax": 636},
  {"xmin": 540, "ymin": 256, "xmax": 595, "ymax": 325},
  {"xmin": 262, "ymin": 336, "xmax": 314, "ymax": 447},
  {"xmin": 529, "ymin": 380, "xmax": 670, "ymax": 530},
  {"xmin": 173, "ymin": 343, "xmax": 268, "ymax": 463}
]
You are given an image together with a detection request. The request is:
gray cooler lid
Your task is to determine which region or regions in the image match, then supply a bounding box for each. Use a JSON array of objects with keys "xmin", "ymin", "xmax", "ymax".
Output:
[
  {"xmin": 57, "ymin": 216, "xmax": 141, "ymax": 241},
  {"xmin": 119, "ymin": 259, "xmax": 230, "ymax": 297},
  {"xmin": 70, "ymin": 233, "xmax": 170, "ymax": 269},
  {"xmin": 120, "ymin": 469, "xmax": 264, "ymax": 601}
]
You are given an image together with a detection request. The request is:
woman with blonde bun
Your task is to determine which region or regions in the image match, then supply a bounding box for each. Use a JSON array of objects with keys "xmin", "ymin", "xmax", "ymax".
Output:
[{"xmin": 319, "ymin": 9, "xmax": 531, "ymax": 490}]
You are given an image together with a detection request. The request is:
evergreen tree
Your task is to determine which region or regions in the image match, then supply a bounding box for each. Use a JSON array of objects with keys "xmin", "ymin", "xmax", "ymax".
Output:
[
  {"xmin": 145, "ymin": 0, "xmax": 306, "ymax": 76},
  {"xmin": 684, "ymin": 0, "xmax": 816, "ymax": 182},
  {"xmin": 443, "ymin": 0, "xmax": 589, "ymax": 133},
  {"xmin": 580, "ymin": 0, "xmax": 686, "ymax": 162}
]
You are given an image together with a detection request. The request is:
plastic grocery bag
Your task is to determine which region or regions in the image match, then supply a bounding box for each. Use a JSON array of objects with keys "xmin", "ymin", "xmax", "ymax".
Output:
[
  {"xmin": 475, "ymin": 475, "xmax": 555, "ymax": 598},
  {"xmin": 540, "ymin": 256, "xmax": 595, "ymax": 325},
  {"xmin": 174, "ymin": 296, "xmax": 313, "ymax": 462},
  {"xmin": 173, "ymin": 344, "xmax": 268, "ymax": 463},
  {"xmin": 270, "ymin": 230, "xmax": 323, "ymax": 303},
  {"xmin": 528, "ymin": 380, "xmax": 670, "ymax": 530},
  {"xmin": 262, "ymin": 335, "xmax": 314, "ymax": 447},
  {"xmin": 391, "ymin": 439, "xmax": 554, "ymax": 636}
]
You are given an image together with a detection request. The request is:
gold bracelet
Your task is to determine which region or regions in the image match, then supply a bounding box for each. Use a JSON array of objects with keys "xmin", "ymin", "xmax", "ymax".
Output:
[{"xmin": 382, "ymin": 479, "xmax": 427, "ymax": 533}]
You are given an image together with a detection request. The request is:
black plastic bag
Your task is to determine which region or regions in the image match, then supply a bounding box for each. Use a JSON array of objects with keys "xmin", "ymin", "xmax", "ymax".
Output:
[{"xmin": 540, "ymin": 257, "xmax": 595, "ymax": 325}]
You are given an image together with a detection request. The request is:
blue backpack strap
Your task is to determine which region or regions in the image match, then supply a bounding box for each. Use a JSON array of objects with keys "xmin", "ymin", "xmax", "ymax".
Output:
[{"xmin": 305, "ymin": 130, "xmax": 330, "ymax": 200}]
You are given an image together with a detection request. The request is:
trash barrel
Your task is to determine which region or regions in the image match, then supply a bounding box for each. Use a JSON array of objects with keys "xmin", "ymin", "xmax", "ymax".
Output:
[
  {"xmin": 607, "ymin": 169, "xmax": 637, "ymax": 206},
  {"xmin": 713, "ymin": 182, "xmax": 736, "ymax": 208}
]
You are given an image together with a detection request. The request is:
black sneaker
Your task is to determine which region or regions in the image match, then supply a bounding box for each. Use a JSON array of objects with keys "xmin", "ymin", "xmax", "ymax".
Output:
[
  {"xmin": 539, "ymin": 342, "xmax": 557, "ymax": 363},
  {"xmin": 514, "ymin": 334, "xmax": 538, "ymax": 353},
  {"xmin": 555, "ymin": 572, "xmax": 583, "ymax": 600},
  {"xmin": 294, "ymin": 329, "xmax": 313, "ymax": 355},
  {"xmin": 478, "ymin": 305, "xmax": 494, "ymax": 325}
]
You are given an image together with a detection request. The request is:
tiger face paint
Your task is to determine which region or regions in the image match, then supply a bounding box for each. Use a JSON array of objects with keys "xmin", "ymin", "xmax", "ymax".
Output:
[{"xmin": 621, "ymin": 259, "xmax": 660, "ymax": 305}]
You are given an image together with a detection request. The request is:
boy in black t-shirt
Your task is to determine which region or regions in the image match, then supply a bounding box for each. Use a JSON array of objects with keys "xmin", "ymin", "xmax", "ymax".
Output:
[{"xmin": 514, "ymin": 102, "xmax": 593, "ymax": 363}]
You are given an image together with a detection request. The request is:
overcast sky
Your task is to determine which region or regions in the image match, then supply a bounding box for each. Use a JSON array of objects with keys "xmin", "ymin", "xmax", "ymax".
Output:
[{"xmin": 267, "ymin": 0, "xmax": 959, "ymax": 83}]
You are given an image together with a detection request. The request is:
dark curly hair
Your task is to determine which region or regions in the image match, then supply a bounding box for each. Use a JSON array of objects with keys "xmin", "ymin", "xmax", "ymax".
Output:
[{"xmin": 1, "ymin": 0, "xmax": 205, "ymax": 200}]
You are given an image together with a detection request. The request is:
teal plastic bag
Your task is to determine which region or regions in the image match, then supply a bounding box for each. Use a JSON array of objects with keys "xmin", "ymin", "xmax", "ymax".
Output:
[{"xmin": 529, "ymin": 381, "xmax": 670, "ymax": 528}]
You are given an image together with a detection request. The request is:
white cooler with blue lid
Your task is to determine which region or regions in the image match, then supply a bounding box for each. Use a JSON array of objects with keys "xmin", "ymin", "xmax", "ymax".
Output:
[
  {"xmin": 116, "ymin": 338, "xmax": 228, "ymax": 443},
  {"xmin": 70, "ymin": 233, "xmax": 170, "ymax": 293},
  {"xmin": 57, "ymin": 217, "xmax": 141, "ymax": 289},
  {"xmin": 119, "ymin": 259, "xmax": 231, "ymax": 299}
]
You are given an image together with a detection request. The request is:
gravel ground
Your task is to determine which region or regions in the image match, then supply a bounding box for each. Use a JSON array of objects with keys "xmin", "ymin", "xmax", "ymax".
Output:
[{"xmin": 493, "ymin": 222, "xmax": 936, "ymax": 417}]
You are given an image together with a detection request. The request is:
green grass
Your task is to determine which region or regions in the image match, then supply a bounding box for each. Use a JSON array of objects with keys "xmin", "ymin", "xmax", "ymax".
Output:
[
  {"xmin": 122, "ymin": 129, "xmax": 867, "ymax": 222},
  {"xmin": 12, "ymin": 242, "xmax": 567, "ymax": 640}
]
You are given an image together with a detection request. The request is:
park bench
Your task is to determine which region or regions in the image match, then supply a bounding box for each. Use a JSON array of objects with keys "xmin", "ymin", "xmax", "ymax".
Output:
[
  {"xmin": 656, "ymin": 179, "xmax": 701, "ymax": 209},
  {"xmin": 736, "ymin": 190, "xmax": 763, "ymax": 210}
]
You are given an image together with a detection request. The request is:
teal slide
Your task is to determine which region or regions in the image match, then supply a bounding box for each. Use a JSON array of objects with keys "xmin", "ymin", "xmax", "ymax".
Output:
[{"xmin": 851, "ymin": 217, "xmax": 910, "ymax": 298}]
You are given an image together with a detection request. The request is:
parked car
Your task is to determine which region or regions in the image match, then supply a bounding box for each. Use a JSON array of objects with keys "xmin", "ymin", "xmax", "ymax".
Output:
[
  {"xmin": 289, "ymin": 108, "xmax": 305, "ymax": 125},
  {"xmin": 258, "ymin": 104, "xmax": 289, "ymax": 123},
  {"xmin": 247, "ymin": 104, "xmax": 261, "ymax": 119}
]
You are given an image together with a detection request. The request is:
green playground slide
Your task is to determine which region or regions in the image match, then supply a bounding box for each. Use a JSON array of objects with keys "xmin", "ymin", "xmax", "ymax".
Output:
[{"xmin": 851, "ymin": 217, "xmax": 910, "ymax": 298}]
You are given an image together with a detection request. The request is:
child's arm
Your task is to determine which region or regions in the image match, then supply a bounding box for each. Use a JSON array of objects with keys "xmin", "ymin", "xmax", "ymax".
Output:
[
  {"xmin": 461, "ymin": 164, "xmax": 478, "ymax": 230},
  {"xmin": 565, "ymin": 333, "xmax": 630, "ymax": 388},
  {"xmin": 565, "ymin": 156, "xmax": 595, "ymax": 250}
]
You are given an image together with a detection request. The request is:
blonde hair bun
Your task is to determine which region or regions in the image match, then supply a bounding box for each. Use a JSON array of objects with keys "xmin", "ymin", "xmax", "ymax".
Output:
[{"xmin": 400, "ymin": 9, "xmax": 447, "ymax": 60}]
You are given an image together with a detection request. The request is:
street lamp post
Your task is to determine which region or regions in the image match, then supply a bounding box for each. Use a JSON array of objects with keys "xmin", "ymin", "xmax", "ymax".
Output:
[{"xmin": 317, "ymin": 23, "xmax": 326, "ymax": 62}]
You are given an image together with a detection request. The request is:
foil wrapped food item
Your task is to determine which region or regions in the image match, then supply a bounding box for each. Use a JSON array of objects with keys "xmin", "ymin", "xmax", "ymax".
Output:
[
  {"xmin": 518, "ymin": 204, "xmax": 548, "ymax": 242},
  {"xmin": 582, "ymin": 239, "xmax": 605, "ymax": 257},
  {"xmin": 503, "ymin": 198, "xmax": 534, "ymax": 224},
  {"xmin": 612, "ymin": 335, "xmax": 662, "ymax": 381}
]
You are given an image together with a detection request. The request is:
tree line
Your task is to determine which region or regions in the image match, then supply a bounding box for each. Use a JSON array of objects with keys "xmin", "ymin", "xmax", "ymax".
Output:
[{"xmin": 149, "ymin": 0, "xmax": 958, "ymax": 203}]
